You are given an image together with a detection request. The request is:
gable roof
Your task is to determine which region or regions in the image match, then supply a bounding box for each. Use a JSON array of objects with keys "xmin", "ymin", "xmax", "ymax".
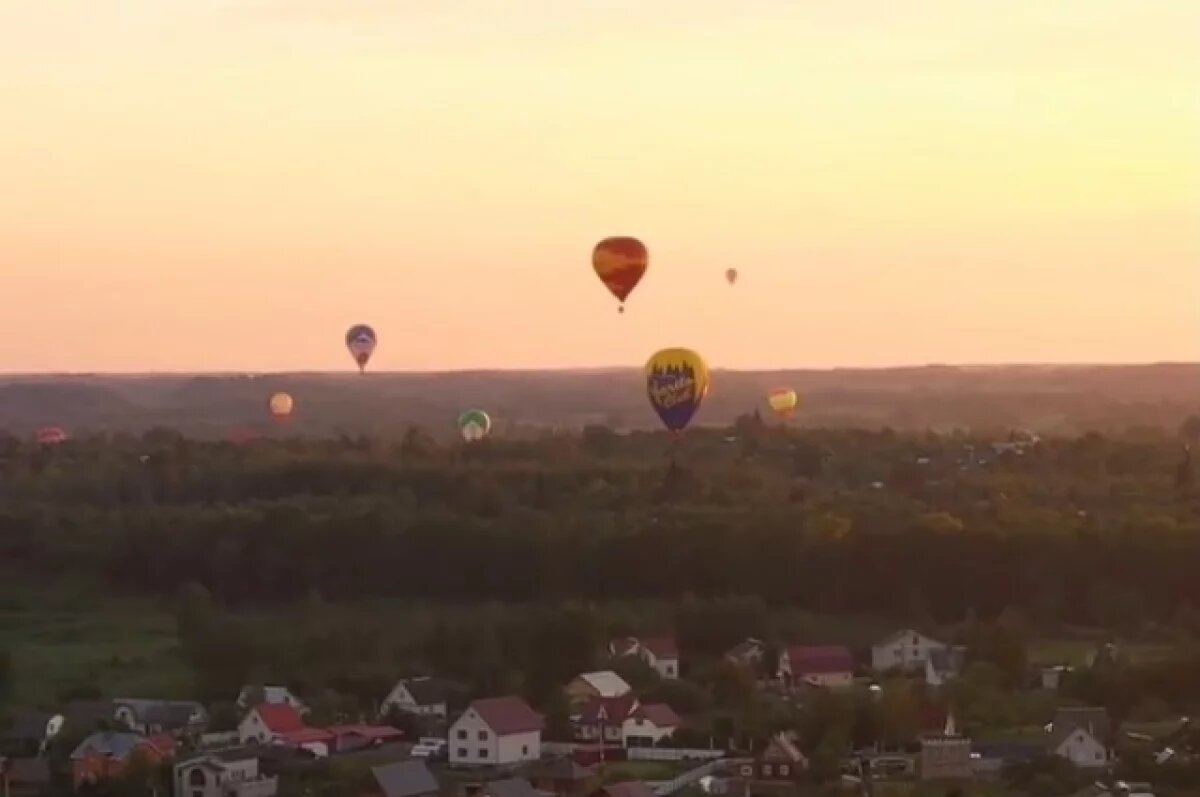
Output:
[
  {"xmin": 1054, "ymin": 708, "xmax": 1111, "ymax": 741},
  {"xmin": 631, "ymin": 703, "xmax": 680, "ymax": 729},
  {"xmin": 252, "ymin": 704, "xmax": 306, "ymax": 734},
  {"xmin": 640, "ymin": 637, "xmax": 678, "ymax": 659},
  {"xmin": 70, "ymin": 732, "xmax": 154, "ymax": 761},
  {"xmin": 579, "ymin": 695, "xmax": 639, "ymax": 725},
  {"xmin": 725, "ymin": 638, "xmax": 764, "ymax": 661},
  {"xmin": 3, "ymin": 711, "xmax": 57, "ymax": 741},
  {"xmin": 62, "ymin": 701, "xmax": 117, "ymax": 729},
  {"xmin": 329, "ymin": 724, "xmax": 404, "ymax": 743},
  {"xmin": 114, "ymin": 698, "xmax": 206, "ymax": 728},
  {"xmin": 760, "ymin": 733, "xmax": 806, "ymax": 764},
  {"xmin": 468, "ymin": 697, "xmax": 543, "ymax": 736},
  {"xmin": 608, "ymin": 637, "xmax": 640, "ymax": 658},
  {"xmin": 399, "ymin": 677, "xmax": 457, "ymax": 707},
  {"xmin": 485, "ymin": 778, "xmax": 541, "ymax": 797},
  {"xmin": 575, "ymin": 671, "xmax": 632, "ymax": 699},
  {"xmin": 785, "ymin": 646, "xmax": 854, "ymax": 675},
  {"xmin": 874, "ymin": 629, "xmax": 942, "ymax": 649},
  {"xmin": 372, "ymin": 760, "xmax": 439, "ymax": 797},
  {"xmin": 279, "ymin": 728, "xmax": 336, "ymax": 746}
]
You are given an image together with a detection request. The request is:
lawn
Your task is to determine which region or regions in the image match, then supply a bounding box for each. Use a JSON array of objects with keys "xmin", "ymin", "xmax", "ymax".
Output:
[
  {"xmin": 0, "ymin": 578, "xmax": 192, "ymax": 707},
  {"xmin": 598, "ymin": 760, "xmax": 687, "ymax": 783},
  {"xmin": 1028, "ymin": 636, "xmax": 1177, "ymax": 667}
]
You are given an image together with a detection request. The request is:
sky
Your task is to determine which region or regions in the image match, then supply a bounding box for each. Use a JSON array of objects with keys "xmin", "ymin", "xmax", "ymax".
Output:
[{"xmin": 1, "ymin": 0, "xmax": 1197, "ymax": 372}]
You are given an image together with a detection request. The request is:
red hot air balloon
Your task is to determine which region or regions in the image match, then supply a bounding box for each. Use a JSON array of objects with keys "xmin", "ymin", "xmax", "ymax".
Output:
[
  {"xmin": 36, "ymin": 426, "xmax": 68, "ymax": 446},
  {"xmin": 592, "ymin": 237, "xmax": 648, "ymax": 313}
]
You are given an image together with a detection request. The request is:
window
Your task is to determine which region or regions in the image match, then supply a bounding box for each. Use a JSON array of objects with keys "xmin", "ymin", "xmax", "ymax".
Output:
[
  {"xmin": 478, "ymin": 731, "xmax": 488, "ymax": 741},
  {"xmin": 189, "ymin": 771, "xmax": 206, "ymax": 787},
  {"xmin": 457, "ymin": 730, "xmax": 467, "ymax": 740},
  {"xmin": 763, "ymin": 765, "xmax": 773, "ymax": 777},
  {"xmin": 739, "ymin": 766, "xmax": 752, "ymax": 777},
  {"xmin": 457, "ymin": 748, "xmax": 467, "ymax": 758},
  {"xmin": 522, "ymin": 746, "xmax": 529, "ymax": 755},
  {"xmin": 779, "ymin": 765, "xmax": 790, "ymax": 777},
  {"xmin": 1095, "ymin": 752, "xmax": 1102, "ymax": 761},
  {"xmin": 478, "ymin": 749, "xmax": 487, "ymax": 759}
]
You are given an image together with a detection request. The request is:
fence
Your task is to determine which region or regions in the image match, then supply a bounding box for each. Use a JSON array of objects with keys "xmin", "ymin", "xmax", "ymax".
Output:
[{"xmin": 629, "ymin": 747, "xmax": 724, "ymax": 763}]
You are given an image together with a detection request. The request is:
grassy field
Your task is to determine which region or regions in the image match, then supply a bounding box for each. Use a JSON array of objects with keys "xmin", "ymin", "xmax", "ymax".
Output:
[{"xmin": 0, "ymin": 579, "xmax": 191, "ymax": 707}]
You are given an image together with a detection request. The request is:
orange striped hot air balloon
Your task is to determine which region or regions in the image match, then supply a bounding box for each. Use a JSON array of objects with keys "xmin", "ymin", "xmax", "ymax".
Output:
[{"xmin": 592, "ymin": 236, "xmax": 648, "ymax": 313}]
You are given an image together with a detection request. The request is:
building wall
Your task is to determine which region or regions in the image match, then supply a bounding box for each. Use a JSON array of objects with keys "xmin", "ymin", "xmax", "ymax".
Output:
[
  {"xmin": 238, "ymin": 711, "xmax": 275, "ymax": 745},
  {"xmin": 622, "ymin": 718, "xmax": 675, "ymax": 747},
  {"xmin": 496, "ymin": 729, "xmax": 541, "ymax": 764},
  {"xmin": 920, "ymin": 739, "xmax": 972, "ymax": 780},
  {"xmin": 804, "ymin": 671, "xmax": 854, "ymax": 689},
  {"xmin": 644, "ymin": 656, "xmax": 678, "ymax": 680},
  {"xmin": 1055, "ymin": 730, "xmax": 1108, "ymax": 769},
  {"xmin": 871, "ymin": 632, "xmax": 945, "ymax": 672},
  {"xmin": 381, "ymin": 684, "xmax": 446, "ymax": 717},
  {"xmin": 73, "ymin": 746, "xmax": 164, "ymax": 788},
  {"xmin": 449, "ymin": 709, "xmax": 498, "ymax": 765}
]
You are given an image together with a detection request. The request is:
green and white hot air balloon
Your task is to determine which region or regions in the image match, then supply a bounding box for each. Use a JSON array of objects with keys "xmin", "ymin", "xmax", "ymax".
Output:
[{"xmin": 457, "ymin": 409, "xmax": 492, "ymax": 442}]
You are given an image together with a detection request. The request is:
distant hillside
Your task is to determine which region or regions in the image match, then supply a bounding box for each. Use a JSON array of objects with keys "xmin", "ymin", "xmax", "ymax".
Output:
[{"xmin": 0, "ymin": 364, "xmax": 1196, "ymax": 439}]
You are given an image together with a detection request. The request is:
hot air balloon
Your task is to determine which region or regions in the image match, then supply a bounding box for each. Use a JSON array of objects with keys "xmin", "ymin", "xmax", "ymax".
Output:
[
  {"xmin": 725, "ymin": 268, "xmax": 738, "ymax": 286},
  {"xmin": 36, "ymin": 426, "xmax": 68, "ymax": 446},
  {"xmin": 592, "ymin": 237, "xmax": 648, "ymax": 313},
  {"xmin": 645, "ymin": 348, "xmax": 710, "ymax": 433},
  {"xmin": 458, "ymin": 409, "xmax": 492, "ymax": 442},
  {"xmin": 345, "ymin": 324, "xmax": 377, "ymax": 373},
  {"xmin": 767, "ymin": 388, "xmax": 798, "ymax": 419},
  {"xmin": 268, "ymin": 392, "xmax": 294, "ymax": 422}
]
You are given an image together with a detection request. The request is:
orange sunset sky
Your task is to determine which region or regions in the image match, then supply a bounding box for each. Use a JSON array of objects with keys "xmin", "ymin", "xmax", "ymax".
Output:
[{"xmin": 1, "ymin": 1, "xmax": 1197, "ymax": 372}]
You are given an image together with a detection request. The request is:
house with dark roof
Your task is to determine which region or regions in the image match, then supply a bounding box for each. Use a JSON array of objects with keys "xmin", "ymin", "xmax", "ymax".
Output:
[
  {"xmin": 70, "ymin": 731, "xmax": 174, "ymax": 788},
  {"xmin": 724, "ymin": 638, "xmax": 766, "ymax": 669},
  {"xmin": 62, "ymin": 700, "xmax": 120, "ymax": 732},
  {"xmin": 575, "ymin": 695, "xmax": 639, "ymax": 746},
  {"xmin": 327, "ymin": 724, "xmax": 404, "ymax": 754},
  {"xmin": 448, "ymin": 696, "xmax": 542, "ymax": 766},
  {"xmin": 777, "ymin": 646, "xmax": 855, "ymax": 689},
  {"xmin": 174, "ymin": 749, "xmax": 279, "ymax": 797},
  {"xmin": 1048, "ymin": 707, "xmax": 1112, "ymax": 770},
  {"xmin": 114, "ymin": 698, "xmax": 208, "ymax": 737},
  {"xmin": 924, "ymin": 647, "xmax": 967, "ymax": 687},
  {"xmin": 622, "ymin": 703, "xmax": 681, "ymax": 748},
  {"xmin": 237, "ymin": 686, "xmax": 308, "ymax": 715},
  {"xmin": 732, "ymin": 732, "xmax": 807, "ymax": 783},
  {"xmin": 380, "ymin": 677, "xmax": 460, "ymax": 719},
  {"xmin": 369, "ymin": 760, "xmax": 439, "ymax": 797},
  {"xmin": 607, "ymin": 636, "xmax": 679, "ymax": 680}
]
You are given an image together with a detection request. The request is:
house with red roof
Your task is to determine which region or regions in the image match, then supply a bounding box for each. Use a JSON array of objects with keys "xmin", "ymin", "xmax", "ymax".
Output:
[
  {"xmin": 70, "ymin": 731, "xmax": 175, "ymax": 788},
  {"xmin": 777, "ymin": 645, "xmax": 855, "ymax": 689},
  {"xmin": 238, "ymin": 704, "xmax": 335, "ymax": 755},
  {"xmin": 448, "ymin": 697, "xmax": 542, "ymax": 766},
  {"xmin": 622, "ymin": 703, "xmax": 680, "ymax": 748},
  {"xmin": 607, "ymin": 636, "xmax": 679, "ymax": 680},
  {"xmin": 329, "ymin": 724, "xmax": 405, "ymax": 754}
]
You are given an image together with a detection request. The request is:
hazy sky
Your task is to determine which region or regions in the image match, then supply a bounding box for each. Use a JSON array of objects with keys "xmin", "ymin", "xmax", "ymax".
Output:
[{"xmin": 2, "ymin": 0, "xmax": 1197, "ymax": 372}]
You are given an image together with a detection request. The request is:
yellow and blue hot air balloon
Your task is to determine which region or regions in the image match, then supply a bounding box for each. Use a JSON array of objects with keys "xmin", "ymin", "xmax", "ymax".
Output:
[{"xmin": 645, "ymin": 347, "xmax": 710, "ymax": 433}]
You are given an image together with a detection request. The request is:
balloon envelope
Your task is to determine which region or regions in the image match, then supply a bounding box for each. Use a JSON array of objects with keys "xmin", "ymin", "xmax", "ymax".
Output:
[
  {"xmin": 767, "ymin": 388, "xmax": 799, "ymax": 418},
  {"xmin": 645, "ymin": 347, "xmax": 710, "ymax": 432},
  {"xmin": 345, "ymin": 324, "xmax": 377, "ymax": 371},
  {"xmin": 269, "ymin": 392, "xmax": 294, "ymax": 419},
  {"xmin": 592, "ymin": 237, "xmax": 648, "ymax": 308},
  {"xmin": 458, "ymin": 409, "xmax": 492, "ymax": 442},
  {"xmin": 725, "ymin": 268, "xmax": 738, "ymax": 285},
  {"xmin": 36, "ymin": 426, "xmax": 68, "ymax": 446}
]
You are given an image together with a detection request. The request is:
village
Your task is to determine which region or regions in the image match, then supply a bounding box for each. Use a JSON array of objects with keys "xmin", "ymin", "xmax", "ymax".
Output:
[{"xmin": 1, "ymin": 629, "xmax": 1182, "ymax": 797}]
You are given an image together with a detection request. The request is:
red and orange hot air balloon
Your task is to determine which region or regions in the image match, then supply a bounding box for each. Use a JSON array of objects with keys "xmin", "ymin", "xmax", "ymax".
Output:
[
  {"xmin": 592, "ymin": 236, "xmax": 648, "ymax": 313},
  {"xmin": 725, "ymin": 268, "xmax": 738, "ymax": 286},
  {"xmin": 36, "ymin": 426, "xmax": 68, "ymax": 446}
]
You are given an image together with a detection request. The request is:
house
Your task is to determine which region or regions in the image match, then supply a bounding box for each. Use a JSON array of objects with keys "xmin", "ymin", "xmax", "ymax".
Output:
[
  {"xmin": 327, "ymin": 724, "xmax": 404, "ymax": 754},
  {"xmin": 0, "ymin": 757, "xmax": 51, "ymax": 797},
  {"xmin": 871, "ymin": 630, "xmax": 947, "ymax": 673},
  {"xmin": 1048, "ymin": 707, "xmax": 1112, "ymax": 769},
  {"xmin": 622, "ymin": 703, "xmax": 681, "ymax": 748},
  {"xmin": 575, "ymin": 695, "xmax": 638, "ymax": 746},
  {"xmin": 369, "ymin": 760, "xmax": 440, "ymax": 797},
  {"xmin": 607, "ymin": 636, "xmax": 680, "ymax": 680},
  {"xmin": 531, "ymin": 756, "xmax": 597, "ymax": 795},
  {"xmin": 114, "ymin": 698, "xmax": 208, "ymax": 736},
  {"xmin": 1041, "ymin": 665, "xmax": 1073, "ymax": 691},
  {"xmin": 724, "ymin": 638, "xmax": 766, "ymax": 669},
  {"xmin": 924, "ymin": 647, "xmax": 967, "ymax": 687},
  {"xmin": 919, "ymin": 734, "xmax": 972, "ymax": 780},
  {"xmin": 2, "ymin": 711, "xmax": 63, "ymax": 756},
  {"xmin": 237, "ymin": 686, "xmax": 308, "ymax": 714},
  {"xmin": 380, "ymin": 677, "xmax": 458, "ymax": 718},
  {"xmin": 778, "ymin": 646, "xmax": 855, "ymax": 689},
  {"xmin": 565, "ymin": 671, "xmax": 632, "ymax": 705},
  {"xmin": 238, "ymin": 704, "xmax": 333, "ymax": 755},
  {"xmin": 70, "ymin": 731, "xmax": 174, "ymax": 787},
  {"xmin": 483, "ymin": 778, "xmax": 543, "ymax": 797},
  {"xmin": 175, "ymin": 750, "xmax": 279, "ymax": 797},
  {"xmin": 732, "ymin": 732, "xmax": 806, "ymax": 782},
  {"xmin": 62, "ymin": 700, "xmax": 120, "ymax": 732},
  {"xmin": 448, "ymin": 696, "xmax": 542, "ymax": 766}
]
